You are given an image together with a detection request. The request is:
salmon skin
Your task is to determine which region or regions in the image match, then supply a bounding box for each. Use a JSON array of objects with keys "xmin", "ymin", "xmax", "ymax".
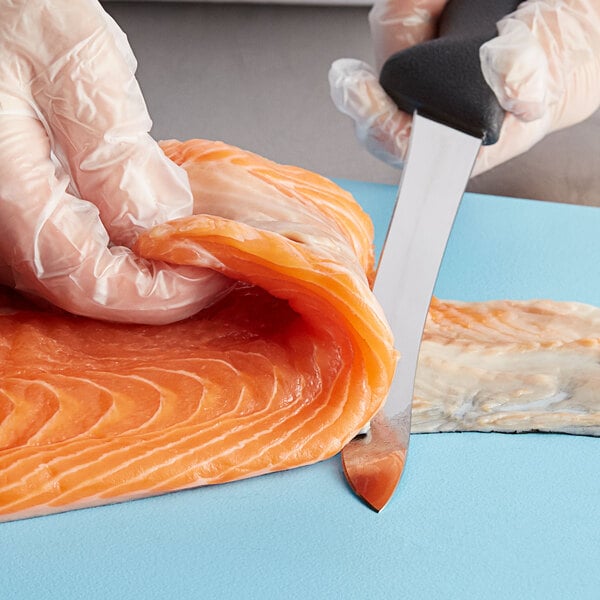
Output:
[
  {"xmin": 0, "ymin": 140, "xmax": 397, "ymax": 522},
  {"xmin": 412, "ymin": 298, "xmax": 600, "ymax": 436}
]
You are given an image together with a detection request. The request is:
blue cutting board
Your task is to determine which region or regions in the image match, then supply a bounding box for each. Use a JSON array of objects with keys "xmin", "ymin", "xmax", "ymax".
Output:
[{"xmin": 2, "ymin": 182, "xmax": 599, "ymax": 600}]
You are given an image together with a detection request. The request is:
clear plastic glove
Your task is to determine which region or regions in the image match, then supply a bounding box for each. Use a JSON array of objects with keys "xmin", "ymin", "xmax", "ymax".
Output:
[
  {"xmin": 0, "ymin": 0, "xmax": 232, "ymax": 324},
  {"xmin": 329, "ymin": 0, "xmax": 600, "ymax": 176}
]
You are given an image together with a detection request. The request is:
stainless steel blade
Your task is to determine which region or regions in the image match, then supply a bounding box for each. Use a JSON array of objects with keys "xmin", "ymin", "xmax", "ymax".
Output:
[{"xmin": 342, "ymin": 113, "xmax": 481, "ymax": 511}]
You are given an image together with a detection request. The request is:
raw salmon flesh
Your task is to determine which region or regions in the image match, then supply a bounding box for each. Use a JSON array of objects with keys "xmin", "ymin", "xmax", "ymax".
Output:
[
  {"xmin": 0, "ymin": 140, "xmax": 397, "ymax": 522},
  {"xmin": 1, "ymin": 140, "xmax": 598, "ymax": 522}
]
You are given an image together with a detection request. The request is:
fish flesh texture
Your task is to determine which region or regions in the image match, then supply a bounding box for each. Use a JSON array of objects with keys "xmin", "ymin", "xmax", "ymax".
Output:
[
  {"xmin": 1, "ymin": 139, "xmax": 599, "ymax": 523},
  {"xmin": 0, "ymin": 140, "xmax": 396, "ymax": 522},
  {"xmin": 413, "ymin": 298, "xmax": 600, "ymax": 436}
]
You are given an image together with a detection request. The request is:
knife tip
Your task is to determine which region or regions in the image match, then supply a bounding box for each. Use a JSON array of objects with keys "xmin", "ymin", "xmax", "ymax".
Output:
[
  {"xmin": 341, "ymin": 418, "xmax": 407, "ymax": 513},
  {"xmin": 343, "ymin": 452, "xmax": 405, "ymax": 513}
]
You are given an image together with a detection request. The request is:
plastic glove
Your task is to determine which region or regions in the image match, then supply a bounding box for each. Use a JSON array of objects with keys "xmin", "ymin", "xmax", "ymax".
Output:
[
  {"xmin": 329, "ymin": 0, "xmax": 600, "ymax": 176},
  {"xmin": 0, "ymin": 0, "xmax": 232, "ymax": 324}
]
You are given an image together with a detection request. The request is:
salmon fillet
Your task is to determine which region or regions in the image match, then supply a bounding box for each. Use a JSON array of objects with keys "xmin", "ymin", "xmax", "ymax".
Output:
[
  {"xmin": 2, "ymin": 140, "xmax": 598, "ymax": 523},
  {"xmin": 0, "ymin": 140, "xmax": 396, "ymax": 522}
]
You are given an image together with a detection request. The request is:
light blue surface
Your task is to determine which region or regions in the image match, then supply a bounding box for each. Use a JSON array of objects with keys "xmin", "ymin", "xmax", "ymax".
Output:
[{"xmin": 2, "ymin": 182, "xmax": 600, "ymax": 600}]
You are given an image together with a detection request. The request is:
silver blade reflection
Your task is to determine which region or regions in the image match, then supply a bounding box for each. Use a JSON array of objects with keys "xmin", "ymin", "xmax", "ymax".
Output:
[{"xmin": 342, "ymin": 113, "xmax": 481, "ymax": 511}]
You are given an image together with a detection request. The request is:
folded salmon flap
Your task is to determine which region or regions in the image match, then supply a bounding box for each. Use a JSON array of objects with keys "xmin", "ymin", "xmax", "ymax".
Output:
[{"xmin": 0, "ymin": 139, "xmax": 397, "ymax": 522}]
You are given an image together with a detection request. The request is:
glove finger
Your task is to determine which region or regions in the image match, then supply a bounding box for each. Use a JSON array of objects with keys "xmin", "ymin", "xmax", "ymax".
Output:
[
  {"xmin": 0, "ymin": 110, "xmax": 232, "ymax": 324},
  {"xmin": 26, "ymin": 0, "xmax": 193, "ymax": 248},
  {"xmin": 480, "ymin": 0, "xmax": 600, "ymax": 127},
  {"xmin": 369, "ymin": 0, "xmax": 448, "ymax": 69},
  {"xmin": 95, "ymin": 3, "xmax": 139, "ymax": 74},
  {"xmin": 480, "ymin": 18, "xmax": 552, "ymax": 122},
  {"xmin": 329, "ymin": 59, "xmax": 411, "ymax": 168}
]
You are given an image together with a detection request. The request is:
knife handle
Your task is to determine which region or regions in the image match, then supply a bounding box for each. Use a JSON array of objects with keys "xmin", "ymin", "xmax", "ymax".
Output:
[{"xmin": 379, "ymin": 0, "xmax": 521, "ymax": 145}]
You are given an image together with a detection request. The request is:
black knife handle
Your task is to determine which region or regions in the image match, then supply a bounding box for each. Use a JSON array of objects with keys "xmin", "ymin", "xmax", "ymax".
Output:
[{"xmin": 379, "ymin": 0, "xmax": 521, "ymax": 145}]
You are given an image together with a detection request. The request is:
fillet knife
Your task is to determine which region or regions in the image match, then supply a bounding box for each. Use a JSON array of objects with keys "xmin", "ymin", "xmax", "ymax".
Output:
[{"xmin": 342, "ymin": 0, "xmax": 521, "ymax": 512}]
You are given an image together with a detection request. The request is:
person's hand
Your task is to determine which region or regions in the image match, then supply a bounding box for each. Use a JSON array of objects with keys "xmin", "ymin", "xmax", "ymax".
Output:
[
  {"xmin": 329, "ymin": 0, "xmax": 600, "ymax": 176},
  {"xmin": 0, "ymin": 0, "xmax": 232, "ymax": 324}
]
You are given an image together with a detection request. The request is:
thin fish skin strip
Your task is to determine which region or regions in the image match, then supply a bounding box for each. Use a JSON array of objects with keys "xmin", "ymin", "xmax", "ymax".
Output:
[{"xmin": 413, "ymin": 298, "xmax": 600, "ymax": 436}]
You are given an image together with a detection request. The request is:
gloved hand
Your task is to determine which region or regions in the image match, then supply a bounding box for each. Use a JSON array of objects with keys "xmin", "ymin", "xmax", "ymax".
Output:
[
  {"xmin": 0, "ymin": 0, "xmax": 232, "ymax": 324},
  {"xmin": 329, "ymin": 0, "xmax": 600, "ymax": 176}
]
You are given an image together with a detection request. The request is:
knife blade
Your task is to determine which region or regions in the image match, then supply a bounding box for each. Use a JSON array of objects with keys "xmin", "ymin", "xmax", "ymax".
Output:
[{"xmin": 342, "ymin": 0, "xmax": 521, "ymax": 512}]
